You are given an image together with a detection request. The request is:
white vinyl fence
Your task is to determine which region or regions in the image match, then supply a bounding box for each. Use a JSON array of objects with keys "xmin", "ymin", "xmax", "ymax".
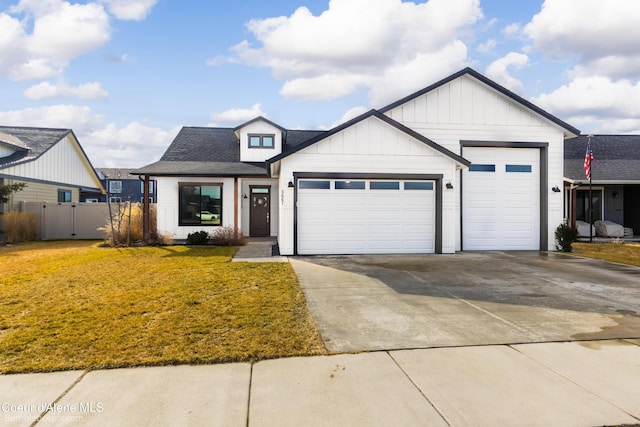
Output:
[{"xmin": 20, "ymin": 202, "xmax": 110, "ymax": 240}]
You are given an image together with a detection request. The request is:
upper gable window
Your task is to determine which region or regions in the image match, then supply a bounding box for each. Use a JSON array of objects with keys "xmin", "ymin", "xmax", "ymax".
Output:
[{"xmin": 248, "ymin": 134, "xmax": 274, "ymax": 149}]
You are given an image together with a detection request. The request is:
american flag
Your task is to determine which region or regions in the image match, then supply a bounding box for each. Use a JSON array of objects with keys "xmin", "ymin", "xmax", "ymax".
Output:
[{"xmin": 584, "ymin": 140, "xmax": 594, "ymax": 180}]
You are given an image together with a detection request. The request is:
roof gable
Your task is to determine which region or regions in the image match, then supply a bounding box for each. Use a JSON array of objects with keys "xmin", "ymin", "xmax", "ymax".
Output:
[
  {"xmin": 380, "ymin": 67, "xmax": 580, "ymax": 137},
  {"xmin": 267, "ymin": 109, "xmax": 470, "ymax": 168}
]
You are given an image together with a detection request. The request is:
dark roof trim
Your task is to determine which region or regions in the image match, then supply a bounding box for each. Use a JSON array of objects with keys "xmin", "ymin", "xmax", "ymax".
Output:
[
  {"xmin": 233, "ymin": 116, "xmax": 287, "ymax": 133},
  {"xmin": 379, "ymin": 67, "xmax": 581, "ymax": 137},
  {"xmin": 266, "ymin": 109, "xmax": 471, "ymax": 168}
]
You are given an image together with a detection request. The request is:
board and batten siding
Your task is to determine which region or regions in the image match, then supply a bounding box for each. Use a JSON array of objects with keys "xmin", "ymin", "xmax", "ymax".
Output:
[
  {"xmin": 277, "ymin": 115, "xmax": 460, "ymax": 255},
  {"xmin": 1, "ymin": 133, "xmax": 102, "ymax": 191},
  {"xmin": 383, "ymin": 74, "xmax": 567, "ymax": 251}
]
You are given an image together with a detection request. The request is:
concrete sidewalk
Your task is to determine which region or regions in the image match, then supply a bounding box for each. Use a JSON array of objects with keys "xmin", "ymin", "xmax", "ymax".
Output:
[
  {"xmin": 231, "ymin": 237, "xmax": 288, "ymax": 262},
  {"xmin": 1, "ymin": 340, "xmax": 639, "ymax": 426}
]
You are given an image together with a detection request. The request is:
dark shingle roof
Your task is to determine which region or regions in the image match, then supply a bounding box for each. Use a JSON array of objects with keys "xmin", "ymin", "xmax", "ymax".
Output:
[
  {"xmin": 565, "ymin": 135, "xmax": 640, "ymax": 182},
  {"xmin": 134, "ymin": 161, "xmax": 268, "ymax": 177},
  {"xmin": 0, "ymin": 126, "xmax": 71, "ymax": 168},
  {"xmin": 160, "ymin": 127, "xmax": 240, "ymax": 162}
]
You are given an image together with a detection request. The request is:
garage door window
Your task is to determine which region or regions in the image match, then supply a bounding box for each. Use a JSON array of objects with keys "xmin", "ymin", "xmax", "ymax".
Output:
[
  {"xmin": 370, "ymin": 181, "xmax": 400, "ymax": 190},
  {"xmin": 299, "ymin": 180, "xmax": 330, "ymax": 189},
  {"xmin": 404, "ymin": 182, "xmax": 434, "ymax": 190},
  {"xmin": 335, "ymin": 181, "xmax": 365, "ymax": 190},
  {"xmin": 469, "ymin": 164, "xmax": 495, "ymax": 172},
  {"xmin": 506, "ymin": 164, "xmax": 532, "ymax": 173}
]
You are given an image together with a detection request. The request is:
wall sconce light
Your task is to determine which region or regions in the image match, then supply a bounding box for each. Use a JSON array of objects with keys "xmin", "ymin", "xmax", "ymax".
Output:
[
  {"xmin": 243, "ymin": 194, "xmax": 248, "ymax": 199},
  {"xmin": 552, "ymin": 186, "xmax": 561, "ymax": 193},
  {"xmin": 445, "ymin": 181, "xmax": 454, "ymax": 189},
  {"xmin": 288, "ymin": 180, "xmax": 294, "ymax": 188},
  {"xmin": 612, "ymin": 190, "xmax": 619, "ymax": 199}
]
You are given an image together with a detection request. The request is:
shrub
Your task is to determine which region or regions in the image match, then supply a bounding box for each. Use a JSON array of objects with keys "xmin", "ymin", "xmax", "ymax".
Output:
[
  {"xmin": 1, "ymin": 210, "xmax": 37, "ymax": 244},
  {"xmin": 101, "ymin": 203, "xmax": 172, "ymax": 247},
  {"xmin": 555, "ymin": 223, "xmax": 579, "ymax": 252},
  {"xmin": 210, "ymin": 226, "xmax": 246, "ymax": 246},
  {"xmin": 186, "ymin": 230, "xmax": 209, "ymax": 245}
]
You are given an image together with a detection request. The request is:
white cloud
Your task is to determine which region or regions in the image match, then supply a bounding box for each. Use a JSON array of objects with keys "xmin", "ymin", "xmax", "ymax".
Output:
[
  {"xmin": 99, "ymin": 0, "xmax": 157, "ymax": 21},
  {"xmin": 0, "ymin": 104, "xmax": 176, "ymax": 167},
  {"xmin": 525, "ymin": 0, "xmax": 640, "ymax": 77},
  {"xmin": 86, "ymin": 122, "xmax": 178, "ymax": 167},
  {"xmin": 485, "ymin": 52, "xmax": 529, "ymax": 92},
  {"xmin": 331, "ymin": 106, "xmax": 369, "ymax": 128},
  {"xmin": 24, "ymin": 81, "xmax": 108, "ymax": 100},
  {"xmin": 228, "ymin": 0, "xmax": 482, "ymax": 105},
  {"xmin": 531, "ymin": 76, "xmax": 640, "ymax": 132},
  {"xmin": 209, "ymin": 103, "xmax": 266, "ymax": 126},
  {"xmin": 477, "ymin": 39, "xmax": 496, "ymax": 54}
]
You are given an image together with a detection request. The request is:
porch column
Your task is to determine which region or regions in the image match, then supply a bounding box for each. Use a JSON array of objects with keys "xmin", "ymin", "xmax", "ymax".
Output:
[
  {"xmin": 234, "ymin": 177, "xmax": 239, "ymax": 238},
  {"xmin": 143, "ymin": 175, "xmax": 150, "ymax": 242}
]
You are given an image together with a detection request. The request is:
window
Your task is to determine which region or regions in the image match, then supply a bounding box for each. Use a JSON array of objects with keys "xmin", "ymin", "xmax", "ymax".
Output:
[
  {"xmin": 109, "ymin": 196, "xmax": 122, "ymax": 203},
  {"xmin": 179, "ymin": 184, "xmax": 222, "ymax": 226},
  {"xmin": 248, "ymin": 134, "xmax": 275, "ymax": 149},
  {"xmin": 468, "ymin": 164, "xmax": 496, "ymax": 172},
  {"xmin": 299, "ymin": 180, "xmax": 330, "ymax": 189},
  {"xmin": 576, "ymin": 189, "xmax": 603, "ymax": 223},
  {"xmin": 370, "ymin": 181, "xmax": 400, "ymax": 190},
  {"xmin": 404, "ymin": 181, "xmax": 433, "ymax": 190},
  {"xmin": 140, "ymin": 181, "xmax": 155, "ymax": 194},
  {"xmin": 506, "ymin": 164, "xmax": 532, "ymax": 173},
  {"xmin": 58, "ymin": 190, "xmax": 71, "ymax": 203},
  {"xmin": 109, "ymin": 180, "xmax": 122, "ymax": 193},
  {"xmin": 335, "ymin": 181, "xmax": 365, "ymax": 190}
]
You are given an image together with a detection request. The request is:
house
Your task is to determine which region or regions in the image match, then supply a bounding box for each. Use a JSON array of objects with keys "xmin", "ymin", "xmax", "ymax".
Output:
[
  {"xmin": 0, "ymin": 126, "xmax": 104, "ymax": 212},
  {"xmin": 81, "ymin": 168, "xmax": 157, "ymax": 204},
  {"xmin": 133, "ymin": 68, "xmax": 580, "ymax": 254},
  {"xmin": 564, "ymin": 135, "xmax": 640, "ymax": 236}
]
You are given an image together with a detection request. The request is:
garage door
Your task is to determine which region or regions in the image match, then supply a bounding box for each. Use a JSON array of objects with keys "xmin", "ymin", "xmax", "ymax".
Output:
[
  {"xmin": 463, "ymin": 147, "xmax": 540, "ymax": 250},
  {"xmin": 297, "ymin": 179, "xmax": 436, "ymax": 254}
]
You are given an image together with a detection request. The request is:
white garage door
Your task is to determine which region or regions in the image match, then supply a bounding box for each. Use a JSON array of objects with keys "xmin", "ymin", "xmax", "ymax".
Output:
[
  {"xmin": 463, "ymin": 147, "xmax": 540, "ymax": 250},
  {"xmin": 297, "ymin": 179, "xmax": 436, "ymax": 255}
]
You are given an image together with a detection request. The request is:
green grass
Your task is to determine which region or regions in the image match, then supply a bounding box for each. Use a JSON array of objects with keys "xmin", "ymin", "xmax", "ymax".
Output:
[
  {"xmin": 0, "ymin": 241, "xmax": 327, "ymax": 373},
  {"xmin": 572, "ymin": 242, "xmax": 640, "ymax": 267}
]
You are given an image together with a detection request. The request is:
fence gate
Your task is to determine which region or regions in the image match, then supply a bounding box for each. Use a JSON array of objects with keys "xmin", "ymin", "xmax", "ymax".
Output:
[{"xmin": 21, "ymin": 202, "xmax": 109, "ymax": 240}]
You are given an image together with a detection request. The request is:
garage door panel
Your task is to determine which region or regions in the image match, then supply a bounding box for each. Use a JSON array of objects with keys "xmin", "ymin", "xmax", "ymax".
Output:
[
  {"xmin": 463, "ymin": 147, "xmax": 539, "ymax": 250},
  {"xmin": 298, "ymin": 179, "xmax": 435, "ymax": 254}
]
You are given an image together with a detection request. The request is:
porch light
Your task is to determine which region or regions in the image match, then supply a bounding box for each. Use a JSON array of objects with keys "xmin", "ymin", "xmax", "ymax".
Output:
[
  {"xmin": 288, "ymin": 180, "xmax": 294, "ymax": 188},
  {"xmin": 552, "ymin": 186, "xmax": 561, "ymax": 193},
  {"xmin": 445, "ymin": 181, "xmax": 454, "ymax": 190}
]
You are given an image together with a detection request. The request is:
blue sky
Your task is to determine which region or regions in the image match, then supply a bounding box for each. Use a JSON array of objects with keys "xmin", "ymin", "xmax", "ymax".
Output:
[{"xmin": 1, "ymin": 0, "xmax": 640, "ymax": 167}]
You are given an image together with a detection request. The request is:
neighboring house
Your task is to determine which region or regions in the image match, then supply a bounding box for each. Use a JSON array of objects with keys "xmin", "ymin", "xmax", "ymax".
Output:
[
  {"xmin": 133, "ymin": 68, "xmax": 580, "ymax": 255},
  {"xmin": 564, "ymin": 135, "xmax": 640, "ymax": 235},
  {"xmin": 81, "ymin": 168, "xmax": 157, "ymax": 204},
  {"xmin": 0, "ymin": 126, "xmax": 104, "ymax": 212}
]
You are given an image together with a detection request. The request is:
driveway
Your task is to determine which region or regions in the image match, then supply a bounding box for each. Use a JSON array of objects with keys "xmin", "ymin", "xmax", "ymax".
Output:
[{"xmin": 290, "ymin": 252, "xmax": 640, "ymax": 352}]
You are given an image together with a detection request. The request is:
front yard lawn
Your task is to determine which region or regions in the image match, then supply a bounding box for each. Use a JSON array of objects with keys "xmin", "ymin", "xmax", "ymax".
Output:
[
  {"xmin": 0, "ymin": 241, "xmax": 327, "ymax": 374},
  {"xmin": 572, "ymin": 242, "xmax": 640, "ymax": 267}
]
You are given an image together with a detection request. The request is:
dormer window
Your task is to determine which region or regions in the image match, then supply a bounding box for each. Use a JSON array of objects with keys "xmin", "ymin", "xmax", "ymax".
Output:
[{"xmin": 249, "ymin": 134, "xmax": 275, "ymax": 149}]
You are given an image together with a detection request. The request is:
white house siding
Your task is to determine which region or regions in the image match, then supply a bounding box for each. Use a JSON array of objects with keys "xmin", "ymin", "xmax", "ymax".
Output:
[
  {"xmin": 384, "ymin": 75, "xmax": 567, "ymax": 251},
  {"xmin": 1, "ymin": 134, "xmax": 102, "ymax": 192},
  {"xmin": 155, "ymin": 176, "xmax": 236, "ymax": 240},
  {"xmin": 277, "ymin": 115, "xmax": 460, "ymax": 255},
  {"xmin": 239, "ymin": 121, "xmax": 283, "ymax": 162},
  {"xmin": 239, "ymin": 178, "xmax": 279, "ymax": 237}
]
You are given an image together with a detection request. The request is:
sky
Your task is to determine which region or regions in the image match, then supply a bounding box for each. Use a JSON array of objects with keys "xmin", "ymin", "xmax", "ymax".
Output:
[{"xmin": 2, "ymin": 0, "xmax": 640, "ymax": 168}]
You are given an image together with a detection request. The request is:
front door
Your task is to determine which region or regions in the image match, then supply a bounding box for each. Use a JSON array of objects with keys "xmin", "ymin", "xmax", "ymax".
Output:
[{"xmin": 250, "ymin": 186, "xmax": 270, "ymax": 237}]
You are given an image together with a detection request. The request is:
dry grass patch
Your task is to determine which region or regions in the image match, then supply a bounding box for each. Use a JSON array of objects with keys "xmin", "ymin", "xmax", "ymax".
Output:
[
  {"xmin": 0, "ymin": 241, "xmax": 326, "ymax": 373},
  {"xmin": 572, "ymin": 242, "xmax": 640, "ymax": 267}
]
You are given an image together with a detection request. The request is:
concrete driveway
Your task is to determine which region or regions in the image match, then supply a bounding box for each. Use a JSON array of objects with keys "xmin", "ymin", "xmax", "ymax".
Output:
[{"xmin": 290, "ymin": 252, "xmax": 640, "ymax": 352}]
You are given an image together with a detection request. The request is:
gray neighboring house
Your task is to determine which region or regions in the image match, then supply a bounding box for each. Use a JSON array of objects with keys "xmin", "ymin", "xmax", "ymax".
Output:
[
  {"xmin": 0, "ymin": 126, "xmax": 104, "ymax": 212},
  {"xmin": 564, "ymin": 135, "xmax": 640, "ymax": 235}
]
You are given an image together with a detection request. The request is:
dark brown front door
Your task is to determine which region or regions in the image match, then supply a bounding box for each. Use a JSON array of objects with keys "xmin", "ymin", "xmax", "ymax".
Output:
[{"xmin": 250, "ymin": 186, "xmax": 270, "ymax": 237}]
